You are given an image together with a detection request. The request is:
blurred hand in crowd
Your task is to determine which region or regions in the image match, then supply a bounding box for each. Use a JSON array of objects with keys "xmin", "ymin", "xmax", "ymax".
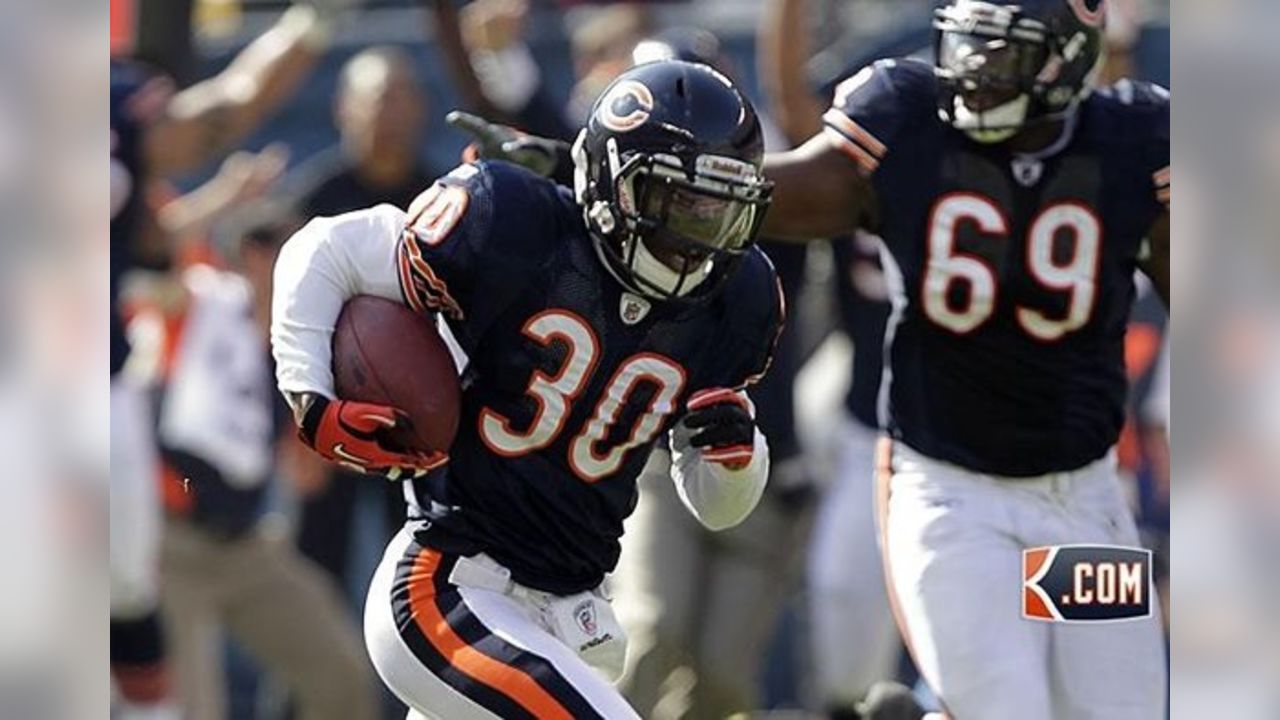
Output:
[
  {"xmin": 460, "ymin": 0, "xmax": 529, "ymax": 53},
  {"xmin": 217, "ymin": 144, "xmax": 290, "ymax": 207}
]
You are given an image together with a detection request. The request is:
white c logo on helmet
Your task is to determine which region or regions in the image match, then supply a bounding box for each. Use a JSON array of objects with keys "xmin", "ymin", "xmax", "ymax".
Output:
[
  {"xmin": 597, "ymin": 80, "xmax": 654, "ymax": 133},
  {"xmin": 1067, "ymin": 0, "xmax": 1106, "ymax": 28}
]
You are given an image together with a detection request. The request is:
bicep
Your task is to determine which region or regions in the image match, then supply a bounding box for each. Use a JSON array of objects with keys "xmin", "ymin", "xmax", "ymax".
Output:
[
  {"xmin": 761, "ymin": 133, "xmax": 873, "ymax": 241},
  {"xmin": 1139, "ymin": 210, "xmax": 1170, "ymax": 311}
]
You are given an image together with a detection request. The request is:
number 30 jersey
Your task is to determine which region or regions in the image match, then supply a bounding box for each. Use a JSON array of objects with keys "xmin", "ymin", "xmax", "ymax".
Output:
[
  {"xmin": 823, "ymin": 59, "xmax": 1169, "ymax": 477},
  {"xmin": 394, "ymin": 161, "xmax": 782, "ymax": 593}
]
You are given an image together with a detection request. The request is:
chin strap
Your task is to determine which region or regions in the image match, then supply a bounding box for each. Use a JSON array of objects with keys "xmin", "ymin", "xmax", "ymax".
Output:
[{"xmin": 630, "ymin": 238, "xmax": 711, "ymax": 298}]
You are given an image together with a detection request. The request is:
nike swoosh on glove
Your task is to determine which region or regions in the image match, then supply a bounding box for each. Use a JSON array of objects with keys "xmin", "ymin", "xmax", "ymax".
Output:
[
  {"xmin": 299, "ymin": 395, "xmax": 448, "ymax": 480},
  {"xmin": 682, "ymin": 388, "xmax": 756, "ymax": 470}
]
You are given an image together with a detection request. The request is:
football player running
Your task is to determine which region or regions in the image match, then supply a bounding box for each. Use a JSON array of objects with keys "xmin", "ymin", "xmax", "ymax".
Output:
[
  {"xmin": 449, "ymin": 3, "xmax": 1168, "ymax": 715},
  {"xmin": 761, "ymin": 0, "xmax": 1169, "ymax": 718},
  {"xmin": 270, "ymin": 60, "xmax": 783, "ymax": 719}
]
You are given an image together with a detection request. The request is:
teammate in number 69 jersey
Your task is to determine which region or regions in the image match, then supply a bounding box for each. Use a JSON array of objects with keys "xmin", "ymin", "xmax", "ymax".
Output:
[
  {"xmin": 761, "ymin": 0, "xmax": 1168, "ymax": 718},
  {"xmin": 271, "ymin": 61, "xmax": 782, "ymax": 719}
]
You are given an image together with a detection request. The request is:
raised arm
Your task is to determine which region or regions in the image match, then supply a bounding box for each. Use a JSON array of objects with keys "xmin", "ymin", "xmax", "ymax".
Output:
[
  {"xmin": 428, "ymin": 0, "xmax": 511, "ymax": 125},
  {"xmin": 146, "ymin": 4, "xmax": 330, "ymax": 177},
  {"xmin": 761, "ymin": 134, "xmax": 875, "ymax": 241},
  {"xmin": 758, "ymin": 0, "xmax": 826, "ymax": 146}
]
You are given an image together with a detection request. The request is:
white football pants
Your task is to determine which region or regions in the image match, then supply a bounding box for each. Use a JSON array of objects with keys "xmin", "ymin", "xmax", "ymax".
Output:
[
  {"xmin": 878, "ymin": 440, "xmax": 1166, "ymax": 720},
  {"xmin": 365, "ymin": 526, "xmax": 640, "ymax": 720}
]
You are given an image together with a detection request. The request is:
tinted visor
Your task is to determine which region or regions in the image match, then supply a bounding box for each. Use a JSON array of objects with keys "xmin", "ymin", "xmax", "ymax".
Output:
[{"xmin": 634, "ymin": 174, "xmax": 757, "ymax": 269}]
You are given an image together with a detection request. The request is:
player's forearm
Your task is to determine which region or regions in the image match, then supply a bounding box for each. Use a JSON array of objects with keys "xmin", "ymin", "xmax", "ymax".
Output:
[
  {"xmin": 271, "ymin": 205, "xmax": 406, "ymax": 402},
  {"xmin": 759, "ymin": 0, "xmax": 825, "ymax": 146},
  {"xmin": 669, "ymin": 428, "xmax": 770, "ymax": 531},
  {"xmin": 431, "ymin": 0, "xmax": 512, "ymax": 124},
  {"xmin": 761, "ymin": 139, "xmax": 862, "ymax": 241},
  {"xmin": 153, "ymin": 6, "xmax": 325, "ymax": 176}
]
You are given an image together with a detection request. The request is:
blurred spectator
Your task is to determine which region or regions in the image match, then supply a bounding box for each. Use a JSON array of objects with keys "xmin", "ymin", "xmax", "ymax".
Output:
[
  {"xmin": 129, "ymin": 203, "xmax": 378, "ymax": 720},
  {"xmin": 285, "ymin": 44, "xmax": 441, "ymax": 595},
  {"xmin": 293, "ymin": 46, "xmax": 438, "ymax": 217},
  {"xmin": 454, "ymin": 0, "xmax": 574, "ymax": 139},
  {"xmin": 443, "ymin": 0, "xmax": 648, "ymax": 139},
  {"xmin": 110, "ymin": 5, "xmax": 332, "ymax": 717},
  {"xmin": 564, "ymin": 4, "xmax": 651, "ymax": 126}
]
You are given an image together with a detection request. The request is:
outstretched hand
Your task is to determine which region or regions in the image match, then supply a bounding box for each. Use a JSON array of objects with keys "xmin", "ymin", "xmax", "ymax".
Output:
[{"xmin": 446, "ymin": 110, "xmax": 568, "ymax": 179}]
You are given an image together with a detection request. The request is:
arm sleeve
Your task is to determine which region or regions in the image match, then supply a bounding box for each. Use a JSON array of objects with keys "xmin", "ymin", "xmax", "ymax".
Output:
[
  {"xmin": 822, "ymin": 59, "xmax": 916, "ymax": 177},
  {"xmin": 725, "ymin": 255, "xmax": 788, "ymax": 391},
  {"xmin": 270, "ymin": 203, "xmax": 407, "ymax": 399},
  {"xmin": 395, "ymin": 164, "xmax": 494, "ymax": 323},
  {"xmin": 667, "ymin": 392, "xmax": 771, "ymax": 531}
]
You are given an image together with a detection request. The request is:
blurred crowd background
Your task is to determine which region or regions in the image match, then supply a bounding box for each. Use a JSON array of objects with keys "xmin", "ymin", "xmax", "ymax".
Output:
[{"xmin": 18, "ymin": 0, "xmax": 1280, "ymax": 717}]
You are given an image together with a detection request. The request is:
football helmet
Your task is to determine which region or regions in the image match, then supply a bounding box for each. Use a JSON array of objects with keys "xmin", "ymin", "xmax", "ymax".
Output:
[
  {"xmin": 573, "ymin": 60, "xmax": 773, "ymax": 302},
  {"xmin": 933, "ymin": 0, "xmax": 1106, "ymax": 142}
]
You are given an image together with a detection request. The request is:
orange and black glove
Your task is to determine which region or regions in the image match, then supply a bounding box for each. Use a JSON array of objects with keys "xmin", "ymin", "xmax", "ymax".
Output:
[
  {"xmin": 298, "ymin": 395, "xmax": 448, "ymax": 479},
  {"xmin": 682, "ymin": 388, "xmax": 756, "ymax": 470}
]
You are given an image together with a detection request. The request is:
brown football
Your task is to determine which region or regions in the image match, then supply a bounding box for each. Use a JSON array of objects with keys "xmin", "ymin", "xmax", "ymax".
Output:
[{"xmin": 332, "ymin": 295, "xmax": 461, "ymax": 454}]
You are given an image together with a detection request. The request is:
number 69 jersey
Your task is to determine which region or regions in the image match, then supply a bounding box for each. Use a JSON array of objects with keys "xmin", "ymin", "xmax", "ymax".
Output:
[
  {"xmin": 394, "ymin": 161, "xmax": 781, "ymax": 593},
  {"xmin": 823, "ymin": 59, "xmax": 1169, "ymax": 477}
]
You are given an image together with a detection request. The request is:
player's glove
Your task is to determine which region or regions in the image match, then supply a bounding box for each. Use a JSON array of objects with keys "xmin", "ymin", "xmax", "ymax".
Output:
[
  {"xmin": 682, "ymin": 388, "xmax": 756, "ymax": 470},
  {"xmin": 297, "ymin": 395, "xmax": 448, "ymax": 479},
  {"xmin": 446, "ymin": 110, "xmax": 570, "ymax": 179}
]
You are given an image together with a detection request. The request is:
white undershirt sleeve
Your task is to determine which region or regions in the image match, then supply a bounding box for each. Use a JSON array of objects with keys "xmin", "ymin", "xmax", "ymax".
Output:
[
  {"xmin": 270, "ymin": 203, "xmax": 407, "ymax": 401},
  {"xmin": 668, "ymin": 394, "xmax": 770, "ymax": 531}
]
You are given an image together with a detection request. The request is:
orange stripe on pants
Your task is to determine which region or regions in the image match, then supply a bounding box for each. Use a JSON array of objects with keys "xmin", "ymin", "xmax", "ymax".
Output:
[{"xmin": 407, "ymin": 549, "xmax": 575, "ymax": 720}]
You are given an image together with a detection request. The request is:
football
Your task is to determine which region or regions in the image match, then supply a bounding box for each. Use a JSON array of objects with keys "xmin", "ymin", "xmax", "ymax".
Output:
[{"xmin": 332, "ymin": 295, "xmax": 461, "ymax": 454}]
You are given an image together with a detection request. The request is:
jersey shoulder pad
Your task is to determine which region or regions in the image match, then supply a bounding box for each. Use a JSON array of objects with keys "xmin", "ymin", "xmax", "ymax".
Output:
[
  {"xmin": 1089, "ymin": 80, "xmax": 1169, "ymax": 207},
  {"xmin": 399, "ymin": 161, "xmax": 566, "ymax": 322},
  {"xmin": 717, "ymin": 248, "xmax": 786, "ymax": 388},
  {"xmin": 407, "ymin": 160, "xmax": 564, "ymax": 263},
  {"xmin": 824, "ymin": 58, "xmax": 936, "ymax": 175}
]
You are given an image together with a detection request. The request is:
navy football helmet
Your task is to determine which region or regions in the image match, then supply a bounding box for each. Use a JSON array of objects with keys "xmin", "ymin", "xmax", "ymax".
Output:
[
  {"xmin": 572, "ymin": 60, "xmax": 773, "ymax": 302},
  {"xmin": 933, "ymin": 0, "xmax": 1106, "ymax": 142}
]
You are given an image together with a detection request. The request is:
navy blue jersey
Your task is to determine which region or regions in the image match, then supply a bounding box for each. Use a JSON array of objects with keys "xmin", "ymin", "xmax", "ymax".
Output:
[
  {"xmin": 397, "ymin": 161, "xmax": 783, "ymax": 593},
  {"xmin": 831, "ymin": 232, "xmax": 892, "ymax": 429},
  {"xmin": 110, "ymin": 60, "xmax": 160, "ymax": 376},
  {"xmin": 823, "ymin": 59, "xmax": 1169, "ymax": 476}
]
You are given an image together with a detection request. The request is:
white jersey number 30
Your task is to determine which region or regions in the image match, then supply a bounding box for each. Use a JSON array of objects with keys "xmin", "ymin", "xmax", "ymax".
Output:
[{"xmin": 479, "ymin": 310, "xmax": 686, "ymax": 482}]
